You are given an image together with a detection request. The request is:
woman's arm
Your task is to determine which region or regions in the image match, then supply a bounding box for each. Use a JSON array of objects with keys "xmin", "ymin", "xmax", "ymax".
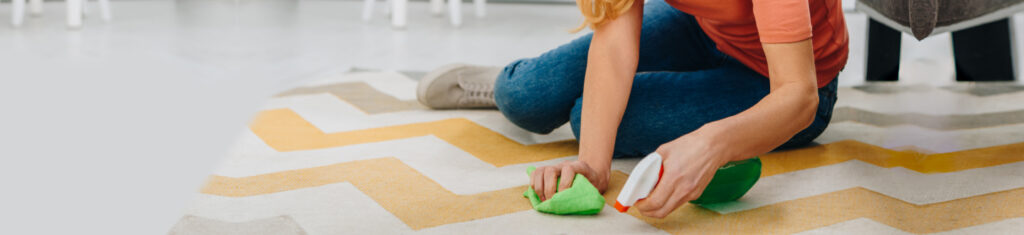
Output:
[
  {"xmin": 578, "ymin": 0, "xmax": 644, "ymax": 189},
  {"xmin": 633, "ymin": 39, "xmax": 819, "ymax": 218},
  {"xmin": 699, "ymin": 40, "xmax": 819, "ymax": 162},
  {"xmin": 530, "ymin": 0, "xmax": 643, "ymax": 201}
]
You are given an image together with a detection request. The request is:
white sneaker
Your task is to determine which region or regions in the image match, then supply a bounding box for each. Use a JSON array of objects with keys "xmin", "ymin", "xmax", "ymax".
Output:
[{"xmin": 416, "ymin": 63, "xmax": 502, "ymax": 109}]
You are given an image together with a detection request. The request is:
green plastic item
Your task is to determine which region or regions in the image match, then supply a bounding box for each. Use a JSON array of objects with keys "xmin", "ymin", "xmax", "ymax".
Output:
[
  {"xmin": 522, "ymin": 166, "xmax": 606, "ymax": 215},
  {"xmin": 691, "ymin": 157, "xmax": 762, "ymax": 205}
]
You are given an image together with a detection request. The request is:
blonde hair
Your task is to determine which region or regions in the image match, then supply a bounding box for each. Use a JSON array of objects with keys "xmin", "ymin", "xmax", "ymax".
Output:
[{"xmin": 572, "ymin": 0, "xmax": 635, "ymax": 32}]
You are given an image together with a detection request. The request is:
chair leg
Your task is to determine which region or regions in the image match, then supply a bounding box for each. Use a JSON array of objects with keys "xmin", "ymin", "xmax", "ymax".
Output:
[
  {"xmin": 67, "ymin": 0, "xmax": 82, "ymax": 28},
  {"xmin": 12, "ymin": 0, "xmax": 25, "ymax": 26},
  {"xmin": 97, "ymin": 0, "xmax": 111, "ymax": 21},
  {"xmin": 473, "ymin": 0, "xmax": 484, "ymax": 18},
  {"xmin": 29, "ymin": 0, "xmax": 42, "ymax": 16},
  {"xmin": 952, "ymin": 19, "xmax": 1015, "ymax": 81},
  {"xmin": 448, "ymin": 0, "xmax": 461, "ymax": 27},
  {"xmin": 430, "ymin": 0, "xmax": 443, "ymax": 16},
  {"xmin": 391, "ymin": 0, "xmax": 406, "ymax": 29},
  {"xmin": 865, "ymin": 18, "xmax": 901, "ymax": 81},
  {"xmin": 362, "ymin": 0, "xmax": 374, "ymax": 22}
]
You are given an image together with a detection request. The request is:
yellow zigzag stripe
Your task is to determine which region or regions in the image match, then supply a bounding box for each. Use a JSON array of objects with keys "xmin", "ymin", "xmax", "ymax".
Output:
[
  {"xmin": 237, "ymin": 108, "xmax": 1024, "ymax": 232},
  {"xmin": 250, "ymin": 108, "xmax": 578, "ymax": 167},
  {"xmin": 760, "ymin": 140, "xmax": 1024, "ymax": 176},
  {"xmin": 602, "ymin": 171, "xmax": 1024, "ymax": 234},
  {"xmin": 202, "ymin": 157, "xmax": 530, "ymax": 230},
  {"xmin": 201, "ymin": 157, "xmax": 1024, "ymax": 233}
]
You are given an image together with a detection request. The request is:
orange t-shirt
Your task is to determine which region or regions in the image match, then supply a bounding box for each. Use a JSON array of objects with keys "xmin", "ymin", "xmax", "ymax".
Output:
[{"xmin": 666, "ymin": 0, "xmax": 848, "ymax": 88}]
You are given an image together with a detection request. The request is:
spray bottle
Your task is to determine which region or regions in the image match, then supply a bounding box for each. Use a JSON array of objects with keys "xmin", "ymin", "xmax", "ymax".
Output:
[{"xmin": 614, "ymin": 152, "xmax": 761, "ymax": 212}]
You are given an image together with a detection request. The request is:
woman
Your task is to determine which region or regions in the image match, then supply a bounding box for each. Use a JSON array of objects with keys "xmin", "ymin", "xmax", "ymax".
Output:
[{"xmin": 417, "ymin": 0, "xmax": 846, "ymax": 218}]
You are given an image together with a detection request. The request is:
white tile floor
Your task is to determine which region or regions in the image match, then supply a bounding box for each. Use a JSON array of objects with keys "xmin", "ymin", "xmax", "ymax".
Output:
[{"xmin": 0, "ymin": 0, "xmax": 1022, "ymax": 234}]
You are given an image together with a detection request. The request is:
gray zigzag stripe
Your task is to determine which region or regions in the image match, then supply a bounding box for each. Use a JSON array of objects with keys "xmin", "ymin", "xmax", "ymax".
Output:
[
  {"xmin": 831, "ymin": 107, "xmax": 1024, "ymax": 130},
  {"xmin": 851, "ymin": 83, "xmax": 1024, "ymax": 97},
  {"xmin": 274, "ymin": 82, "xmax": 425, "ymax": 114},
  {"xmin": 272, "ymin": 79, "xmax": 1023, "ymax": 130},
  {"xmin": 942, "ymin": 83, "xmax": 1024, "ymax": 97}
]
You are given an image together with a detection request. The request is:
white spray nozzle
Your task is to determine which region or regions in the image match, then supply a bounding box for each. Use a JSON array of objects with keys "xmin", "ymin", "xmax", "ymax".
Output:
[{"xmin": 614, "ymin": 152, "xmax": 663, "ymax": 212}]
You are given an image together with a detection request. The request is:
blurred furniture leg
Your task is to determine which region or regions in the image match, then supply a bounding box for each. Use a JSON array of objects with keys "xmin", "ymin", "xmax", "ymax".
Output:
[
  {"xmin": 391, "ymin": 0, "xmax": 407, "ymax": 28},
  {"xmin": 362, "ymin": 0, "xmax": 374, "ymax": 21},
  {"xmin": 474, "ymin": 0, "xmax": 485, "ymax": 18},
  {"xmin": 67, "ymin": 0, "xmax": 82, "ymax": 28},
  {"xmin": 29, "ymin": 0, "xmax": 42, "ymax": 16},
  {"xmin": 362, "ymin": 0, "xmax": 482, "ymax": 28},
  {"xmin": 448, "ymin": 0, "xmax": 461, "ymax": 26},
  {"xmin": 12, "ymin": 0, "xmax": 108, "ymax": 28},
  {"xmin": 98, "ymin": 0, "xmax": 111, "ymax": 21},
  {"xmin": 12, "ymin": 0, "xmax": 25, "ymax": 26},
  {"xmin": 431, "ymin": 0, "xmax": 443, "ymax": 16}
]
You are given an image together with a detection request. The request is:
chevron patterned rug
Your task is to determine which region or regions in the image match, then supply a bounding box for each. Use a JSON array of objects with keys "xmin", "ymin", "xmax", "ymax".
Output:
[{"xmin": 171, "ymin": 70, "xmax": 1024, "ymax": 234}]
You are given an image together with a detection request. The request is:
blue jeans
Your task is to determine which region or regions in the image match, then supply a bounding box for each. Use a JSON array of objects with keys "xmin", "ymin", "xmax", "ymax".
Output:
[{"xmin": 493, "ymin": 0, "xmax": 838, "ymax": 158}]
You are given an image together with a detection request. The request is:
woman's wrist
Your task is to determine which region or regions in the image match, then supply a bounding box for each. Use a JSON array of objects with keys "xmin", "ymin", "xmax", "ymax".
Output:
[
  {"xmin": 590, "ymin": 168, "xmax": 610, "ymax": 192},
  {"xmin": 578, "ymin": 146, "xmax": 613, "ymax": 174},
  {"xmin": 690, "ymin": 124, "xmax": 738, "ymax": 165},
  {"xmin": 577, "ymin": 156, "xmax": 611, "ymax": 192}
]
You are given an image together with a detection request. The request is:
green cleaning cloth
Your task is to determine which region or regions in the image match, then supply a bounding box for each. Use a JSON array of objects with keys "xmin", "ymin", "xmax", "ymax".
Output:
[{"xmin": 522, "ymin": 166, "xmax": 605, "ymax": 215}]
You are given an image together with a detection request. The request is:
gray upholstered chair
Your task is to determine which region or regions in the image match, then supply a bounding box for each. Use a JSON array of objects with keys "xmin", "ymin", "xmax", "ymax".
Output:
[{"xmin": 857, "ymin": 0, "xmax": 1024, "ymax": 81}]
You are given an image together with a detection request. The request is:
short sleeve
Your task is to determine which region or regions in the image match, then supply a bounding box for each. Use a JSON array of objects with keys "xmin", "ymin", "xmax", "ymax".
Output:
[{"xmin": 752, "ymin": 0, "xmax": 813, "ymax": 43}]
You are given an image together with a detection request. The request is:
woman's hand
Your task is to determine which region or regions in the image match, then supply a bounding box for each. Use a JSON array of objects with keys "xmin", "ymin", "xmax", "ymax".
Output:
[
  {"xmin": 530, "ymin": 160, "xmax": 609, "ymax": 202},
  {"xmin": 633, "ymin": 131, "xmax": 729, "ymax": 218}
]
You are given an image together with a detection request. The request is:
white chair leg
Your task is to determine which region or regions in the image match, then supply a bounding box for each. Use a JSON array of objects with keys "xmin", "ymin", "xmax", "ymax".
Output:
[
  {"xmin": 430, "ymin": 0, "xmax": 443, "ymax": 16},
  {"xmin": 66, "ymin": 0, "xmax": 82, "ymax": 28},
  {"xmin": 362, "ymin": 0, "xmax": 374, "ymax": 22},
  {"xmin": 391, "ymin": 0, "xmax": 406, "ymax": 29},
  {"xmin": 12, "ymin": 0, "xmax": 25, "ymax": 26},
  {"xmin": 29, "ymin": 0, "xmax": 42, "ymax": 16},
  {"xmin": 97, "ymin": 0, "xmax": 111, "ymax": 21},
  {"xmin": 473, "ymin": 0, "xmax": 485, "ymax": 18},
  {"xmin": 448, "ymin": 0, "xmax": 461, "ymax": 27}
]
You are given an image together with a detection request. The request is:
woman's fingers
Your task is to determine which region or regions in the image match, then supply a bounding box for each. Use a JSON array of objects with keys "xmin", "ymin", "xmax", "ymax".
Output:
[
  {"xmin": 543, "ymin": 166, "xmax": 559, "ymax": 201},
  {"xmin": 682, "ymin": 168, "xmax": 716, "ymax": 202},
  {"xmin": 557, "ymin": 165, "xmax": 576, "ymax": 192},
  {"xmin": 639, "ymin": 181, "xmax": 694, "ymax": 218},
  {"xmin": 634, "ymin": 175, "xmax": 676, "ymax": 216},
  {"xmin": 531, "ymin": 167, "xmax": 545, "ymax": 201},
  {"xmin": 533, "ymin": 161, "xmax": 594, "ymax": 201},
  {"xmin": 645, "ymin": 176, "xmax": 710, "ymax": 218},
  {"xmin": 636, "ymin": 167, "xmax": 717, "ymax": 218},
  {"xmin": 570, "ymin": 161, "xmax": 593, "ymax": 180},
  {"xmin": 650, "ymin": 186, "xmax": 688, "ymax": 218}
]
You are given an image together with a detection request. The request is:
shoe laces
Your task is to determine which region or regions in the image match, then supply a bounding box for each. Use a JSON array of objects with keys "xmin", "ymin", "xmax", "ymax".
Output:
[{"xmin": 459, "ymin": 82, "xmax": 496, "ymax": 107}]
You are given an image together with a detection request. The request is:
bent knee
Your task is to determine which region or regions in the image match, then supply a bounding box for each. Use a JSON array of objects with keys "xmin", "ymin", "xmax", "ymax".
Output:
[{"xmin": 495, "ymin": 72, "xmax": 568, "ymax": 134}]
